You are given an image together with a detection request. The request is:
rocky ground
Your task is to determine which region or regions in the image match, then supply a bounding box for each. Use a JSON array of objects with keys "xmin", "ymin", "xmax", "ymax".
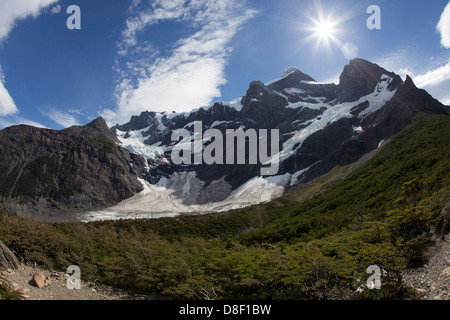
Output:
[
  {"xmin": 402, "ymin": 234, "xmax": 450, "ymax": 300},
  {"xmin": 0, "ymin": 263, "xmax": 142, "ymax": 300}
]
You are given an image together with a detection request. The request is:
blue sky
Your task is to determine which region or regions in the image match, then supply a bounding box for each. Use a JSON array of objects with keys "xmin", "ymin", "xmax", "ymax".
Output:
[{"xmin": 0, "ymin": 0, "xmax": 449, "ymax": 129}]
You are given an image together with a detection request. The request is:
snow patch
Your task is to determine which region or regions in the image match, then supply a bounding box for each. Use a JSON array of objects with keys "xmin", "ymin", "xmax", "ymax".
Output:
[
  {"xmin": 290, "ymin": 165, "xmax": 314, "ymax": 187},
  {"xmin": 211, "ymin": 120, "xmax": 233, "ymax": 128},
  {"xmin": 264, "ymin": 67, "xmax": 300, "ymax": 86},
  {"xmin": 358, "ymin": 75, "xmax": 397, "ymax": 118},
  {"xmin": 116, "ymin": 128, "xmax": 166, "ymax": 160},
  {"xmin": 226, "ymin": 97, "xmax": 244, "ymax": 112},
  {"xmin": 78, "ymin": 172, "xmax": 302, "ymax": 222},
  {"xmin": 353, "ymin": 126, "xmax": 364, "ymax": 133},
  {"xmin": 138, "ymin": 178, "xmax": 151, "ymax": 195},
  {"xmin": 277, "ymin": 75, "xmax": 397, "ymax": 163},
  {"xmin": 284, "ymin": 88, "xmax": 305, "ymax": 95},
  {"xmin": 287, "ymin": 100, "xmax": 327, "ymax": 110}
]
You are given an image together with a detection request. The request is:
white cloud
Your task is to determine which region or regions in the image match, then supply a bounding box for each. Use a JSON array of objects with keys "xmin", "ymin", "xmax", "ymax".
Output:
[
  {"xmin": 413, "ymin": 60, "xmax": 450, "ymax": 105},
  {"xmin": 0, "ymin": 65, "xmax": 18, "ymax": 116},
  {"xmin": 41, "ymin": 108, "xmax": 80, "ymax": 128},
  {"xmin": 374, "ymin": 49, "xmax": 416, "ymax": 80},
  {"xmin": 67, "ymin": 108, "xmax": 82, "ymax": 115},
  {"xmin": 0, "ymin": 81, "xmax": 19, "ymax": 116},
  {"xmin": 374, "ymin": 48, "xmax": 450, "ymax": 105},
  {"xmin": 0, "ymin": 0, "xmax": 60, "ymax": 123},
  {"xmin": 15, "ymin": 116, "xmax": 46, "ymax": 128},
  {"xmin": 104, "ymin": 0, "xmax": 257, "ymax": 125},
  {"xmin": 410, "ymin": 2, "xmax": 450, "ymax": 106},
  {"xmin": 0, "ymin": 116, "xmax": 46, "ymax": 129},
  {"xmin": 0, "ymin": 0, "xmax": 59, "ymax": 44},
  {"xmin": 49, "ymin": 4, "xmax": 61, "ymax": 15},
  {"xmin": 437, "ymin": 2, "xmax": 450, "ymax": 48}
]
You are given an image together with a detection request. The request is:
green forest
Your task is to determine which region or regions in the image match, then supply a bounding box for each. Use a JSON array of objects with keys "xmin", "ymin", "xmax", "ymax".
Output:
[{"xmin": 1, "ymin": 113, "xmax": 449, "ymax": 300}]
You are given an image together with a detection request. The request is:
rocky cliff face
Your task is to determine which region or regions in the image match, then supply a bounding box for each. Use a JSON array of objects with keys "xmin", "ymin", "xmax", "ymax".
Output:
[
  {"xmin": 98, "ymin": 58, "xmax": 448, "ymax": 221},
  {"xmin": 1, "ymin": 58, "xmax": 448, "ymax": 221},
  {"xmin": 114, "ymin": 59, "xmax": 447, "ymax": 186},
  {"xmin": 0, "ymin": 118, "xmax": 144, "ymax": 220}
]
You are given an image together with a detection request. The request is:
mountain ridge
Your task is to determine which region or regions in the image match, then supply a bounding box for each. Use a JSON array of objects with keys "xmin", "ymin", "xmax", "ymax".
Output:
[
  {"xmin": 0, "ymin": 118, "xmax": 144, "ymax": 220},
  {"xmin": 0, "ymin": 58, "xmax": 448, "ymax": 220},
  {"xmin": 1, "ymin": 112, "xmax": 448, "ymax": 300},
  {"xmin": 95, "ymin": 58, "xmax": 448, "ymax": 221}
]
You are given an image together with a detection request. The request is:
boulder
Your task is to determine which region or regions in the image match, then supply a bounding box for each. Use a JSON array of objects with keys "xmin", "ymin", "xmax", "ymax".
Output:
[
  {"xmin": 31, "ymin": 271, "xmax": 46, "ymax": 289},
  {"xmin": 441, "ymin": 267, "xmax": 450, "ymax": 277},
  {"xmin": 414, "ymin": 288, "xmax": 427, "ymax": 299}
]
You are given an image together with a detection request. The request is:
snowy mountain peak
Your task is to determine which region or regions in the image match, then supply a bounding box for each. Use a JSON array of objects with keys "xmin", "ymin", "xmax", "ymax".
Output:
[
  {"xmin": 282, "ymin": 67, "xmax": 301, "ymax": 78},
  {"xmin": 79, "ymin": 58, "xmax": 448, "ymax": 222}
]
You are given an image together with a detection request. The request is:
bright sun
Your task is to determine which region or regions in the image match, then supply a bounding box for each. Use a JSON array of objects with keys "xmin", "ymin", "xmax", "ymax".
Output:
[
  {"xmin": 305, "ymin": 14, "xmax": 342, "ymax": 54},
  {"xmin": 302, "ymin": 4, "xmax": 356, "ymax": 58},
  {"xmin": 314, "ymin": 20, "xmax": 335, "ymax": 40},
  {"xmin": 312, "ymin": 18, "xmax": 338, "ymax": 43}
]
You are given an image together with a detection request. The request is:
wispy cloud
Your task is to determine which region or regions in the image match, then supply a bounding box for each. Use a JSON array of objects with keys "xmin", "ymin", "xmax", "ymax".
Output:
[
  {"xmin": 374, "ymin": 49, "xmax": 416, "ymax": 80},
  {"xmin": 41, "ymin": 108, "xmax": 81, "ymax": 128},
  {"xmin": 48, "ymin": 4, "xmax": 61, "ymax": 15},
  {"xmin": 102, "ymin": 0, "xmax": 257, "ymax": 125},
  {"xmin": 0, "ymin": 116, "xmax": 46, "ymax": 129}
]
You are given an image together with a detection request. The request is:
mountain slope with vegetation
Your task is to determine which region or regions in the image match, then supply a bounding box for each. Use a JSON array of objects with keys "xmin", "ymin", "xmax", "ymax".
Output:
[
  {"xmin": 0, "ymin": 118, "xmax": 144, "ymax": 220},
  {"xmin": 0, "ymin": 112, "xmax": 449, "ymax": 300}
]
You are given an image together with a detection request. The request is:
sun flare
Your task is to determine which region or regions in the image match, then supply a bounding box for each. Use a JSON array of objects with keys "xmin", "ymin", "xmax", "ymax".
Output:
[
  {"xmin": 303, "ymin": 11, "xmax": 344, "ymax": 55},
  {"xmin": 313, "ymin": 20, "xmax": 336, "ymax": 40}
]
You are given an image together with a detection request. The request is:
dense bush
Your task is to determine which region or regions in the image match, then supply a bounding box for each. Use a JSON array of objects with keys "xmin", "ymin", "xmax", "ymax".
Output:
[{"xmin": 0, "ymin": 113, "xmax": 448, "ymax": 300}]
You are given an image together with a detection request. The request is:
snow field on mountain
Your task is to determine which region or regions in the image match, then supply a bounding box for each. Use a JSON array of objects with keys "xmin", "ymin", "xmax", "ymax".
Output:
[
  {"xmin": 87, "ymin": 73, "xmax": 398, "ymax": 222},
  {"xmin": 79, "ymin": 169, "xmax": 311, "ymax": 222},
  {"xmin": 279, "ymin": 75, "xmax": 397, "ymax": 162}
]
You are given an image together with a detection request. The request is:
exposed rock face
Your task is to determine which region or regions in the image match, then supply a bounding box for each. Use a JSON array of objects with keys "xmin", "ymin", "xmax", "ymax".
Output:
[
  {"xmin": 1, "ymin": 59, "xmax": 449, "ymax": 220},
  {"xmin": 0, "ymin": 241, "xmax": 19, "ymax": 271},
  {"xmin": 0, "ymin": 118, "xmax": 144, "ymax": 220},
  {"xmin": 113, "ymin": 58, "xmax": 449, "ymax": 200},
  {"xmin": 337, "ymin": 58, "xmax": 402, "ymax": 103},
  {"xmin": 62, "ymin": 117, "xmax": 120, "ymax": 143}
]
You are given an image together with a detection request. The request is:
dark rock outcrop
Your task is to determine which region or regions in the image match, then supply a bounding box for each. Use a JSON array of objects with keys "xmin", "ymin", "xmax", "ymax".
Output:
[
  {"xmin": 1, "ymin": 58, "xmax": 448, "ymax": 219},
  {"xmin": 0, "ymin": 118, "xmax": 143, "ymax": 220},
  {"xmin": 337, "ymin": 58, "xmax": 402, "ymax": 103},
  {"xmin": 115, "ymin": 58, "xmax": 449, "ymax": 198},
  {"xmin": 0, "ymin": 241, "xmax": 19, "ymax": 271},
  {"xmin": 63, "ymin": 117, "xmax": 120, "ymax": 143}
]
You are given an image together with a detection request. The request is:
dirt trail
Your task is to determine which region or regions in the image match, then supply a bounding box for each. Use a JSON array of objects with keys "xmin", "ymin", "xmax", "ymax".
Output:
[{"xmin": 402, "ymin": 234, "xmax": 450, "ymax": 300}]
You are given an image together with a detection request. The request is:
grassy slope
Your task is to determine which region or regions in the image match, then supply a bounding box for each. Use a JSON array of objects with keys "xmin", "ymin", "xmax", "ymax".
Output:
[{"xmin": 0, "ymin": 113, "xmax": 449, "ymax": 300}]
